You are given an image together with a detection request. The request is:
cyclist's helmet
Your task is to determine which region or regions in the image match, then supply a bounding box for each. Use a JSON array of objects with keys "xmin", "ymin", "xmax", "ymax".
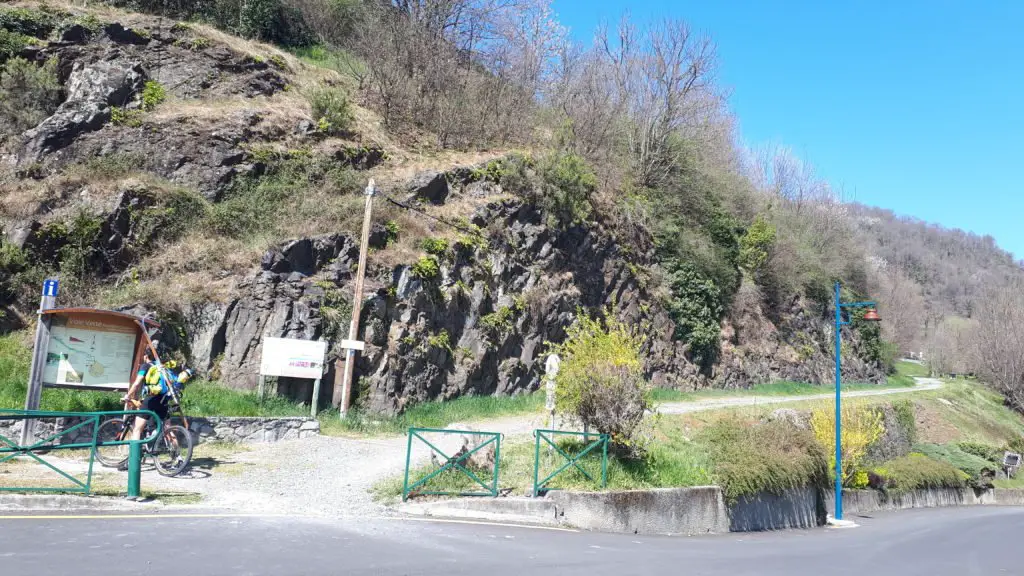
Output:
[{"xmin": 177, "ymin": 368, "xmax": 194, "ymax": 386}]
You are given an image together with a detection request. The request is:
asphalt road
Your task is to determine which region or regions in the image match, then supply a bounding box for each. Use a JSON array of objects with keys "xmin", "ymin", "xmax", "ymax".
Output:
[{"xmin": 2, "ymin": 507, "xmax": 1023, "ymax": 575}]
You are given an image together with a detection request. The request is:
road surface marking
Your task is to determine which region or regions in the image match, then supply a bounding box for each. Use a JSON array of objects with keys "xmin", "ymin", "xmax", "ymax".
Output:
[
  {"xmin": 370, "ymin": 516, "xmax": 579, "ymax": 532},
  {"xmin": 0, "ymin": 513, "xmax": 290, "ymax": 520}
]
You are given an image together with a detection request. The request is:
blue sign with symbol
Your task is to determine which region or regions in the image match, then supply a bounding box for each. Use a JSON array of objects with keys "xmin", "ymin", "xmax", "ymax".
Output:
[{"xmin": 42, "ymin": 279, "xmax": 59, "ymax": 297}]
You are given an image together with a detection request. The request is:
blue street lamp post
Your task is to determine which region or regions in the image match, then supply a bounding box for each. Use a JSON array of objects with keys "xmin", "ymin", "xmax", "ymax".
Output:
[{"xmin": 833, "ymin": 281, "xmax": 881, "ymax": 521}]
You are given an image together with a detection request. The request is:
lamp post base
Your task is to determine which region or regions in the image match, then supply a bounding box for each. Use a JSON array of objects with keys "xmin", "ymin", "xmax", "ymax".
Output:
[{"xmin": 826, "ymin": 515, "xmax": 859, "ymax": 529}]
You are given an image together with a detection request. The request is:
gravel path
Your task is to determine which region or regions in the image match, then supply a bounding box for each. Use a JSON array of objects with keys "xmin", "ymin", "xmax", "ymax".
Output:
[
  {"xmin": 657, "ymin": 378, "xmax": 943, "ymax": 414},
  {"xmin": 138, "ymin": 378, "xmax": 941, "ymax": 517}
]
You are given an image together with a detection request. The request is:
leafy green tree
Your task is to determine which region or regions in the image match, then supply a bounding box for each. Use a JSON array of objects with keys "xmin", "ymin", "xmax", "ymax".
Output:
[
  {"xmin": 665, "ymin": 262, "xmax": 723, "ymax": 368},
  {"xmin": 738, "ymin": 215, "xmax": 777, "ymax": 274}
]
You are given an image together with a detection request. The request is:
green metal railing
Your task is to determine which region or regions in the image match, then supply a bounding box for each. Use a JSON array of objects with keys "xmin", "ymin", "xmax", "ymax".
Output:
[
  {"xmin": 402, "ymin": 427, "xmax": 501, "ymax": 501},
  {"xmin": 532, "ymin": 429, "xmax": 608, "ymax": 497},
  {"xmin": 0, "ymin": 409, "xmax": 161, "ymax": 497}
]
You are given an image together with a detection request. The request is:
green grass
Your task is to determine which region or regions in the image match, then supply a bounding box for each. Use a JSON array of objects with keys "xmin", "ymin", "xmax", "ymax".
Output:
[
  {"xmin": 0, "ymin": 332, "xmax": 545, "ymax": 431},
  {"xmin": 919, "ymin": 379, "xmax": 1024, "ymax": 445},
  {"xmin": 375, "ymin": 414, "xmax": 829, "ymax": 503},
  {"xmin": 287, "ymin": 44, "xmax": 366, "ymax": 83},
  {"xmin": 374, "ymin": 433, "xmax": 713, "ymax": 502},
  {"xmin": 0, "ymin": 333, "xmax": 123, "ymax": 412},
  {"xmin": 894, "ymin": 360, "xmax": 929, "ymax": 378},
  {"xmin": 181, "ymin": 381, "xmax": 308, "ymax": 417},
  {"xmin": 321, "ymin": 393, "xmax": 545, "ymax": 437}
]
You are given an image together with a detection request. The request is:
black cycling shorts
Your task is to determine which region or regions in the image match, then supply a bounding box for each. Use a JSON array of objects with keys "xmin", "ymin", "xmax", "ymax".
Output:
[{"xmin": 143, "ymin": 395, "xmax": 170, "ymax": 421}]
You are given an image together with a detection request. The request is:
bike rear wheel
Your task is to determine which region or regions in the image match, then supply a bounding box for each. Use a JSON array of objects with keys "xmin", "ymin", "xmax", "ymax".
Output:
[
  {"xmin": 95, "ymin": 418, "xmax": 130, "ymax": 468},
  {"xmin": 151, "ymin": 425, "xmax": 193, "ymax": 477}
]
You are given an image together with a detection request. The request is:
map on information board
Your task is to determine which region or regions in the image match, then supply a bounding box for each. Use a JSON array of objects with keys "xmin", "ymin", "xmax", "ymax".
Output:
[{"xmin": 42, "ymin": 315, "xmax": 138, "ymax": 389}]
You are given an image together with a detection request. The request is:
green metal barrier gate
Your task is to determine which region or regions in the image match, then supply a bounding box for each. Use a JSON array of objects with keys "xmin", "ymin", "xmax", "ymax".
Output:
[
  {"xmin": 0, "ymin": 409, "xmax": 161, "ymax": 497},
  {"xmin": 532, "ymin": 429, "xmax": 608, "ymax": 497},
  {"xmin": 402, "ymin": 427, "xmax": 501, "ymax": 501}
]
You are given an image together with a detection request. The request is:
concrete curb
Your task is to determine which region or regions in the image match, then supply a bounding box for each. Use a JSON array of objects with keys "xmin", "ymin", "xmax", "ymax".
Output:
[
  {"xmin": 397, "ymin": 497, "xmax": 558, "ymax": 526},
  {"xmin": 0, "ymin": 494, "xmax": 163, "ymax": 512},
  {"xmin": 393, "ymin": 486, "xmax": 1024, "ymax": 536}
]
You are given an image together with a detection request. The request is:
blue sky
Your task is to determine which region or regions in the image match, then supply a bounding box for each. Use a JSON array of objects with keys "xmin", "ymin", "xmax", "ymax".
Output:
[{"xmin": 551, "ymin": 0, "xmax": 1024, "ymax": 258}]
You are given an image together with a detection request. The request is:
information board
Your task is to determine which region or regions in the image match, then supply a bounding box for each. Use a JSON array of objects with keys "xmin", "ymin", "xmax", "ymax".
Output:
[
  {"xmin": 42, "ymin": 314, "xmax": 139, "ymax": 389},
  {"xmin": 260, "ymin": 337, "xmax": 327, "ymax": 380}
]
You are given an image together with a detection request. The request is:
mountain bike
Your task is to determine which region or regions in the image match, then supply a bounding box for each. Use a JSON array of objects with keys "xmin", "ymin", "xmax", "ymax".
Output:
[{"xmin": 95, "ymin": 393, "xmax": 194, "ymax": 477}]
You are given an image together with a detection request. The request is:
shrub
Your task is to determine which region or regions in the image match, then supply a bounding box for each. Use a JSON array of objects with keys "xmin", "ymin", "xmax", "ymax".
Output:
[
  {"xmin": 664, "ymin": 261, "xmax": 722, "ymax": 367},
  {"xmin": 477, "ymin": 305, "xmax": 516, "ymax": 336},
  {"xmin": 873, "ymin": 454, "xmax": 969, "ymax": 493},
  {"xmin": 411, "ymin": 256, "xmax": 440, "ymax": 280},
  {"xmin": 957, "ymin": 441, "xmax": 1002, "ymax": 464},
  {"xmin": 135, "ymin": 189, "xmax": 210, "ymax": 247},
  {"xmin": 535, "ymin": 152, "xmax": 596, "ymax": 226},
  {"xmin": 810, "ymin": 404, "xmax": 884, "ymax": 486},
  {"xmin": 913, "ymin": 443, "xmax": 997, "ymax": 489},
  {"xmin": 0, "ymin": 57, "xmax": 62, "ymax": 136},
  {"xmin": 701, "ymin": 418, "xmax": 829, "ymax": 503},
  {"xmin": 308, "ymin": 87, "xmax": 352, "ymax": 136},
  {"xmin": 110, "ymin": 106, "xmax": 143, "ymax": 127},
  {"xmin": 426, "ymin": 329, "xmax": 452, "ymax": 353},
  {"xmin": 551, "ymin": 310, "xmax": 650, "ymax": 458},
  {"xmin": 421, "ymin": 237, "xmax": 449, "ymax": 257},
  {"xmin": 140, "ymin": 80, "xmax": 166, "ymax": 111},
  {"xmin": 0, "ymin": 241, "xmax": 28, "ymax": 302},
  {"xmin": 0, "ymin": 7, "xmax": 61, "ymax": 38},
  {"xmin": 738, "ymin": 215, "xmax": 776, "ymax": 274},
  {"xmin": 207, "ymin": 151, "xmax": 357, "ymax": 238},
  {"xmin": 0, "ymin": 28, "xmax": 32, "ymax": 63}
]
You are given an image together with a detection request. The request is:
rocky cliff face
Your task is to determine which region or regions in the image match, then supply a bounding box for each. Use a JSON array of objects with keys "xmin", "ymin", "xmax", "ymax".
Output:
[
  {"xmin": 1, "ymin": 6, "xmax": 885, "ymax": 414},
  {"xmin": 175, "ymin": 185, "xmax": 883, "ymax": 414}
]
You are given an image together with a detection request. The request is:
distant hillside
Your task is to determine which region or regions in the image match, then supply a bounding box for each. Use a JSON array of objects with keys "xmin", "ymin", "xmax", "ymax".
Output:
[
  {"xmin": 852, "ymin": 203, "xmax": 1022, "ymax": 315},
  {"xmin": 849, "ymin": 203, "xmax": 1023, "ymax": 354}
]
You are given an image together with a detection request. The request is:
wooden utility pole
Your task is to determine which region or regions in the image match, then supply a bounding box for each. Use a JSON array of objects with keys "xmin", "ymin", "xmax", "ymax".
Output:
[{"xmin": 334, "ymin": 180, "xmax": 375, "ymax": 414}]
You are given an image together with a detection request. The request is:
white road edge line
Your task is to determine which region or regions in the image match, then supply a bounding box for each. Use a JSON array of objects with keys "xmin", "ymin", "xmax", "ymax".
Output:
[{"xmin": 369, "ymin": 516, "xmax": 579, "ymax": 532}]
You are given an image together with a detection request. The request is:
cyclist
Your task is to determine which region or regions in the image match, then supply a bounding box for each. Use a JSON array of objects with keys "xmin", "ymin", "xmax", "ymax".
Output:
[{"xmin": 119, "ymin": 343, "xmax": 192, "ymax": 468}]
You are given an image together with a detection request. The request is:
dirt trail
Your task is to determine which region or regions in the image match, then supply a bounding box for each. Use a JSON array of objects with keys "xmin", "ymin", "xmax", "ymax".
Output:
[{"xmin": 73, "ymin": 378, "xmax": 943, "ymax": 516}]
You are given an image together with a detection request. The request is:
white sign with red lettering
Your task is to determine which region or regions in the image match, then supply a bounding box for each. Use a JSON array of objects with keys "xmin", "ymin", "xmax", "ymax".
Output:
[{"xmin": 260, "ymin": 338, "xmax": 327, "ymax": 379}]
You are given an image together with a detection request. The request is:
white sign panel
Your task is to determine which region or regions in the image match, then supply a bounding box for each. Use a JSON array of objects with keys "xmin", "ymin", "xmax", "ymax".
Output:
[
  {"xmin": 43, "ymin": 315, "xmax": 137, "ymax": 389},
  {"xmin": 260, "ymin": 337, "xmax": 327, "ymax": 379},
  {"xmin": 544, "ymin": 354, "xmax": 560, "ymax": 411}
]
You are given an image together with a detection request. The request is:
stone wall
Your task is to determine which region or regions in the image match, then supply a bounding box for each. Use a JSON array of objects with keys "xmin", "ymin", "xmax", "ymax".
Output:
[{"xmin": 0, "ymin": 415, "xmax": 319, "ymax": 445}]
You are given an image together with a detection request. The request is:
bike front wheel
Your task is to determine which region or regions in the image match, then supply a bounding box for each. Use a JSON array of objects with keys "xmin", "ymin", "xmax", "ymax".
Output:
[
  {"xmin": 151, "ymin": 425, "xmax": 194, "ymax": 477},
  {"xmin": 95, "ymin": 418, "xmax": 130, "ymax": 468}
]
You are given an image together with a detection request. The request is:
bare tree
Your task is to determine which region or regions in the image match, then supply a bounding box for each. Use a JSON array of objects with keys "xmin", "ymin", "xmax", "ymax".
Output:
[
  {"xmin": 871, "ymin": 259, "xmax": 926, "ymax": 353},
  {"xmin": 974, "ymin": 284, "xmax": 1024, "ymax": 409}
]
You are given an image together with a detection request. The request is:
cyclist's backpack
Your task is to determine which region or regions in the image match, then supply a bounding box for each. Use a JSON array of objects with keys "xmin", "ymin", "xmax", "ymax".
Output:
[{"xmin": 144, "ymin": 365, "xmax": 170, "ymax": 396}]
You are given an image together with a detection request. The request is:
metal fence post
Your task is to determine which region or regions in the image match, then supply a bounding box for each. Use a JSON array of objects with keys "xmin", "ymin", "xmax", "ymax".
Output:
[
  {"xmin": 492, "ymin": 434, "xmax": 501, "ymax": 497},
  {"xmin": 402, "ymin": 428, "xmax": 413, "ymax": 502},
  {"xmin": 533, "ymin": 431, "xmax": 541, "ymax": 497},
  {"xmin": 601, "ymin": 435, "xmax": 608, "ymax": 489},
  {"xmin": 127, "ymin": 442, "xmax": 142, "ymax": 499}
]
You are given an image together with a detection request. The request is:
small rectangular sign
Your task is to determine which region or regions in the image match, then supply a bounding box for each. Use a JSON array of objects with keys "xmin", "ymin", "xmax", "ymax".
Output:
[
  {"xmin": 42, "ymin": 279, "xmax": 59, "ymax": 297},
  {"xmin": 261, "ymin": 337, "xmax": 327, "ymax": 379},
  {"xmin": 340, "ymin": 339, "xmax": 365, "ymax": 351}
]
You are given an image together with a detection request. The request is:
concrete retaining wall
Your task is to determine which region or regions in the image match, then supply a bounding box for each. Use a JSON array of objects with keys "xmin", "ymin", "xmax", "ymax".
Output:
[
  {"xmin": 823, "ymin": 488, "xmax": 987, "ymax": 515},
  {"xmin": 0, "ymin": 415, "xmax": 319, "ymax": 445},
  {"xmin": 729, "ymin": 486, "xmax": 823, "ymax": 532},
  {"xmin": 539, "ymin": 486, "xmax": 1024, "ymax": 535},
  {"xmin": 548, "ymin": 487, "xmax": 730, "ymax": 535}
]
